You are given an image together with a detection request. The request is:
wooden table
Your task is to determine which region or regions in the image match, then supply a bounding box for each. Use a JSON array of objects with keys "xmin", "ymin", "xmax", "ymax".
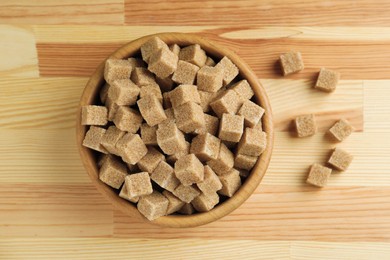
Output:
[{"xmin": 1, "ymin": 1, "xmax": 390, "ymax": 259}]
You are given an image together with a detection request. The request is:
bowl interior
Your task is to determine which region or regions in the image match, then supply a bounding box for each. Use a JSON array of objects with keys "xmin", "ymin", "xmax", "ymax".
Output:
[{"xmin": 76, "ymin": 32, "xmax": 274, "ymax": 228}]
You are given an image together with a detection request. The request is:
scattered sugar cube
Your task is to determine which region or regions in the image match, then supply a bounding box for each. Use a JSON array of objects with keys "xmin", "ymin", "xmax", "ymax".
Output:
[
  {"xmin": 108, "ymin": 79, "xmax": 140, "ymax": 106},
  {"xmin": 197, "ymin": 165, "xmax": 222, "ymax": 195},
  {"xmin": 215, "ymin": 56, "xmax": 239, "ymax": 86},
  {"xmin": 328, "ymin": 148, "xmax": 353, "ymax": 171},
  {"xmin": 173, "ymin": 101, "xmax": 205, "ymax": 133},
  {"xmin": 137, "ymin": 191, "xmax": 169, "ymax": 221},
  {"xmin": 197, "ymin": 66, "xmax": 223, "ymax": 92},
  {"xmin": 140, "ymin": 36, "xmax": 167, "ymax": 63},
  {"xmin": 169, "ymin": 44, "xmax": 181, "ymax": 56},
  {"xmin": 127, "ymin": 57, "xmax": 146, "ymax": 68},
  {"xmin": 230, "ymin": 80, "xmax": 254, "ymax": 100},
  {"xmin": 139, "ymin": 83, "xmax": 163, "ymax": 103},
  {"xmin": 279, "ymin": 51, "xmax": 304, "ymax": 76},
  {"xmin": 166, "ymin": 141, "xmax": 190, "ymax": 164},
  {"xmin": 315, "ymin": 68, "xmax": 340, "ymax": 92},
  {"xmin": 207, "ymin": 143, "xmax": 234, "ymax": 175},
  {"xmin": 174, "ymin": 154, "xmax": 204, "ymax": 186},
  {"xmin": 156, "ymin": 76, "xmax": 174, "ymax": 92},
  {"xmin": 113, "ymin": 106, "xmax": 143, "ymax": 133},
  {"xmin": 156, "ymin": 120, "xmax": 187, "ymax": 155},
  {"xmin": 116, "ymin": 133, "xmax": 148, "ymax": 164},
  {"xmin": 172, "ymin": 60, "xmax": 200, "ymax": 85},
  {"xmin": 173, "ymin": 184, "xmax": 201, "ymax": 203},
  {"xmin": 194, "ymin": 114, "xmax": 219, "ymax": 136},
  {"xmin": 137, "ymin": 95, "xmax": 167, "ymax": 126},
  {"xmin": 295, "ymin": 114, "xmax": 317, "ymax": 138},
  {"xmin": 218, "ymin": 113, "xmax": 244, "ymax": 142},
  {"xmin": 104, "ymin": 59, "xmax": 132, "ymax": 84},
  {"xmin": 119, "ymin": 184, "xmax": 139, "ymax": 203},
  {"xmin": 205, "ymin": 56, "xmax": 216, "ymax": 66},
  {"xmin": 148, "ymin": 47, "xmax": 178, "ymax": 78},
  {"xmin": 306, "ymin": 163, "xmax": 332, "ymax": 187},
  {"xmin": 190, "ymin": 133, "xmax": 221, "ymax": 161},
  {"xmin": 210, "ymin": 90, "xmax": 243, "ymax": 118},
  {"xmin": 99, "ymin": 156, "xmax": 127, "ymax": 189},
  {"xmin": 140, "ymin": 123, "xmax": 158, "ymax": 145},
  {"xmin": 234, "ymin": 153, "xmax": 258, "ymax": 171},
  {"xmin": 328, "ymin": 119, "xmax": 354, "ymax": 142},
  {"xmin": 237, "ymin": 128, "xmax": 267, "ymax": 157},
  {"xmin": 82, "ymin": 126, "xmax": 108, "ymax": 154},
  {"xmin": 178, "ymin": 203, "xmax": 195, "ymax": 215},
  {"xmin": 81, "ymin": 105, "xmax": 108, "ymax": 126},
  {"xmin": 101, "ymin": 126, "xmax": 125, "ymax": 156},
  {"xmin": 218, "ymin": 168, "xmax": 241, "ymax": 197},
  {"xmin": 237, "ymin": 100, "xmax": 265, "ymax": 127},
  {"xmin": 179, "ymin": 44, "xmax": 207, "ymax": 67},
  {"xmin": 131, "ymin": 67, "xmax": 156, "ymax": 86},
  {"xmin": 192, "ymin": 192, "xmax": 219, "ymax": 212},
  {"xmin": 125, "ymin": 172, "xmax": 153, "ymax": 197},
  {"xmin": 169, "ymin": 84, "xmax": 201, "ymax": 108},
  {"xmin": 151, "ymin": 161, "xmax": 180, "ymax": 192},
  {"xmin": 100, "ymin": 83, "xmax": 110, "ymax": 103},
  {"xmin": 163, "ymin": 190, "xmax": 185, "ymax": 215},
  {"xmin": 137, "ymin": 147, "xmax": 165, "ymax": 173}
]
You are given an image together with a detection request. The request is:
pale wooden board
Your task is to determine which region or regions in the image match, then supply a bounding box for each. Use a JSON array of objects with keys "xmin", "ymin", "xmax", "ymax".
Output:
[{"xmin": 364, "ymin": 80, "xmax": 390, "ymax": 132}]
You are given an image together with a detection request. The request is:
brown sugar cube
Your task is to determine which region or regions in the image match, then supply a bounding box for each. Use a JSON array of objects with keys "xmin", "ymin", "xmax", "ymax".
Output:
[
  {"xmin": 156, "ymin": 76, "xmax": 174, "ymax": 92},
  {"xmin": 328, "ymin": 148, "xmax": 353, "ymax": 171},
  {"xmin": 140, "ymin": 36, "xmax": 167, "ymax": 63},
  {"xmin": 163, "ymin": 92, "xmax": 172, "ymax": 109},
  {"xmin": 230, "ymin": 80, "xmax": 254, "ymax": 100},
  {"xmin": 194, "ymin": 114, "xmax": 219, "ymax": 136},
  {"xmin": 128, "ymin": 57, "xmax": 146, "ymax": 68},
  {"xmin": 127, "ymin": 163, "xmax": 140, "ymax": 173},
  {"xmin": 151, "ymin": 161, "xmax": 180, "ymax": 192},
  {"xmin": 218, "ymin": 113, "xmax": 244, "ymax": 142},
  {"xmin": 169, "ymin": 44, "xmax": 181, "ymax": 56},
  {"xmin": 237, "ymin": 100, "xmax": 265, "ymax": 128},
  {"xmin": 210, "ymin": 90, "xmax": 243, "ymax": 118},
  {"xmin": 100, "ymin": 83, "xmax": 110, "ymax": 103},
  {"xmin": 166, "ymin": 141, "xmax": 190, "ymax": 164},
  {"xmin": 148, "ymin": 47, "xmax": 178, "ymax": 79},
  {"xmin": 328, "ymin": 119, "xmax": 354, "ymax": 142},
  {"xmin": 162, "ymin": 190, "xmax": 185, "ymax": 215},
  {"xmin": 174, "ymin": 154, "xmax": 204, "ymax": 186},
  {"xmin": 139, "ymin": 83, "xmax": 163, "ymax": 103},
  {"xmin": 140, "ymin": 123, "xmax": 158, "ymax": 145},
  {"xmin": 215, "ymin": 56, "xmax": 239, "ymax": 86},
  {"xmin": 192, "ymin": 192, "xmax": 219, "ymax": 212},
  {"xmin": 113, "ymin": 106, "xmax": 143, "ymax": 133},
  {"xmin": 163, "ymin": 107, "xmax": 175, "ymax": 122},
  {"xmin": 315, "ymin": 68, "xmax": 340, "ymax": 93},
  {"xmin": 156, "ymin": 120, "xmax": 187, "ymax": 155},
  {"xmin": 119, "ymin": 184, "xmax": 139, "ymax": 203},
  {"xmin": 104, "ymin": 59, "xmax": 132, "ymax": 84},
  {"xmin": 205, "ymin": 57, "xmax": 216, "ymax": 67},
  {"xmin": 137, "ymin": 191, "xmax": 169, "ymax": 221},
  {"xmin": 234, "ymin": 153, "xmax": 258, "ymax": 171},
  {"xmin": 295, "ymin": 114, "xmax": 317, "ymax": 138},
  {"xmin": 279, "ymin": 51, "xmax": 304, "ymax": 76},
  {"xmin": 99, "ymin": 156, "xmax": 127, "ymax": 189},
  {"xmin": 218, "ymin": 168, "xmax": 241, "ymax": 197},
  {"xmin": 178, "ymin": 203, "xmax": 195, "ymax": 215},
  {"xmin": 173, "ymin": 102, "xmax": 205, "ymax": 133},
  {"xmin": 82, "ymin": 126, "xmax": 108, "ymax": 154},
  {"xmin": 81, "ymin": 105, "xmax": 108, "ymax": 126},
  {"xmin": 237, "ymin": 128, "xmax": 267, "ymax": 157},
  {"xmin": 197, "ymin": 66, "xmax": 224, "ymax": 92},
  {"xmin": 253, "ymin": 120, "xmax": 263, "ymax": 131},
  {"xmin": 306, "ymin": 163, "xmax": 332, "ymax": 187},
  {"xmin": 137, "ymin": 95, "xmax": 167, "ymax": 127},
  {"xmin": 125, "ymin": 172, "xmax": 153, "ymax": 198},
  {"xmin": 101, "ymin": 126, "xmax": 126, "ymax": 156},
  {"xmin": 190, "ymin": 133, "xmax": 221, "ymax": 161},
  {"xmin": 172, "ymin": 60, "xmax": 200, "ymax": 85},
  {"xmin": 131, "ymin": 67, "xmax": 156, "ymax": 86},
  {"xmin": 179, "ymin": 44, "xmax": 207, "ymax": 67},
  {"xmin": 237, "ymin": 168, "xmax": 250, "ymax": 178},
  {"xmin": 137, "ymin": 147, "xmax": 165, "ymax": 173},
  {"xmin": 197, "ymin": 165, "xmax": 223, "ymax": 195},
  {"xmin": 169, "ymin": 84, "xmax": 201, "ymax": 108},
  {"xmin": 116, "ymin": 133, "xmax": 148, "ymax": 164},
  {"xmin": 207, "ymin": 143, "xmax": 234, "ymax": 175},
  {"xmin": 97, "ymin": 154, "xmax": 112, "ymax": 168},
  {"xmin": 105, "ymin": 97, "xmax": 120, "ymax": 121},
  {"xmin": 198, "ymin": 90, "xmax": 218, "ymax": 112},
  {"xmin": 173, "ymin": 184, "xmax": 201, "ymax": 203},
  {"xmin": 108, "ymin": 79, "xmax": 140, "ymax": 106}
]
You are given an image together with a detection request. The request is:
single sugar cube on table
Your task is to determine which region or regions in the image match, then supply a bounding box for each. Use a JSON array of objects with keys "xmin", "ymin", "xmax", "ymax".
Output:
[
  {"xmin": 234, "ymin": 153, "xmax": 258, "ymax": 171},
  {"xmin": 218, "ymin": 168, "xmax": 241, "ymax": 197},
  {"xmin": 137, "ymin": 191, "xmax": 169, "ymax": 221},
  {"xmin": 156, "ymin": 120, "xmax": 187, "ymax": 155},
  {"xmin": 125, "ymin": 172, "xmax": 153, "ymax": 198},
  {"xmin": 107, "ymin": 79, "xmax": 140, "ymax": 106},
  {"xmin": 113, "ymin": 106, "xmax": 143, "ymax": 133},
  {"xmin": 215, "ymin": 56, "xmax": 239, "ymax": 86},
  {"xmin": 169, "ymin": 84, "xmax": 201, "ymax": 108},
  {"xmin": 237, "ymin": 100, "xmax": 265, "ymax": 128},
  {"xmin": 140, "ymin": 36, "xmax": 167, "ymax": 63},
  {"xmin": 279, "ymin": 51, "xmax": 304, "ymax": 76},
  {"xmin": 192, "ymin": 192, "xmax": 219, "ymax": 212},
  {"xmin": 210, "ymin": 90, "xmax": 243, "ymax": 118},
  {"xmin": 162, "ymin": 190, "xmax": 185, "ymax": 215},
  {"xmin": 81, "ymin": 105, "xmax": 108, "ymax": 126},
  {"xmin": 151, "ymin": 161, "xmax": 180, "ymax": 192},
  {"xmin": 190, "ymin": 133, "xmax": 221, "ymax": 161},
  {"xmin": 148, "ymin": 47, "xmax": 178, "ymax": 79},
  {"xmin": 207, "ymin": 143, "xmax": 234, "ymax": 175},
  {"xmin": 99, "ymin": 156, "xmax": 127, "ymax": 189},
  {"xmin": 328, "ymin": 148, "xmax": 353, "ymax": 171},
  {"xmin": 173, "ymin": 184, "xmax": 201, "ymax": 203},
  {"xmin": 140, "ymin": 123, "xmax": 158, "ymax": 145},
  {"xmin": 178, "ymin": 203, "xmax": 195, "ymax": 215},
  {"xmin": 237, "ymin": 128, "xmax": 267, "ymax": 157},
  {"xmin": 295, "ymin": 114, "xmax": 317, "ymax": 138},
  {"xmin": 315, "ymin": 68, "xmax": 340, "ymax": 92},
  {"xmin": 131, "ymin": 67, "xmax": 156, "ymax": 86},
  {"xmin": 101, "ymin": 126, "xmax": 125, "ymax": 156},
  {"xmin": 174, "ymin": 154, "xmax": 205, "ymax": 186},
  {"xmin": 172, "ymin": 60, "xmax": 200, "ymax": 85},
  {"xmin": 104, "ymin": 59, "xmax": 132, "ymax": 84},
  {"xmin": 137, "ymin": 146, "xmax": 165, "ymax": 173},
  {"xmin": 230, "ymin": 80, "xmax": 254, "ymax": 100},
  {"xmin": 119, "ymin": 184, "xmax": 139, "ymax": 203},
  {"xmin": 328, "ymin": 119, "xmax": 354, "ymax": 142},
  {"xmin": 197, "ymin": 165, "xmax": 223, "ymax": 195},
  {"xmin": 139, "ymin": 84, "xmax": 163, "ymax": 103},
  {"xmin": 194, "ymin": 114, "xmax": 219, "ymax": 136},
  {"xmin": 82, "ymin": 126, "xmax": 108, "ymax": 154},
  {"xmin": 116, "ymin": 133, "xmax": 148, "ymax": 165},
  {"xmin": 218, "ymin": 113, "xmax": 244, "ymax": 142},
  {"xmin": 197, "ymin": 66, "xmax": 224, "ymax": 92},
  {"xmin": 306, "ymin": 163, "xmax": 332, "ymax": 187},
  {"xmin": 137, "ymin": 95, "xmax": 167, "ymax": 127},
  {"xmin": 173, "ymin": 101, "xmax": 205, "ymax": 133},
  {"xmin": 179, "ymin": 44, "xmax": 207, "ymax": 67}
]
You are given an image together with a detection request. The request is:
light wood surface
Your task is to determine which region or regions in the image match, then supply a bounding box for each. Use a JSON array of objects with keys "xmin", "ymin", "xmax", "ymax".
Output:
[{"xmin": 1, "ymin": 1, "xmax": 390, "ymax": 259}]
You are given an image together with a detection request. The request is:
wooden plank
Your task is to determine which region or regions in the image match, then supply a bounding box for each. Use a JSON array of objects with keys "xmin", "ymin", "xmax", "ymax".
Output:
[
  {"xmin": 0, "ymin": 25, "xmax": 38, "ymax": 77},
  {"xmin": 114, "ymin": 185, "xmax": 390, "ymax": 241},
  {"xmin": 0, "ymin": 0, "xmax": 124, "ymax": 25},
  {"xmin": 263, "ymin": 79, "xmax": 363, "ymax": 131},
  {"xmin": 364, "ymin": 80, "xmax": 390, "ymax": 132},
  {"xmin": 124, "ymin": 0, "xmax": 390, "ymax": 27},
  {"xmin": 0, "ymin": 77, "xmax": 86, "ymax": 129},
  {"xmin": 0, "ymin": 184, "xmax": 112, "ymax": 237}
]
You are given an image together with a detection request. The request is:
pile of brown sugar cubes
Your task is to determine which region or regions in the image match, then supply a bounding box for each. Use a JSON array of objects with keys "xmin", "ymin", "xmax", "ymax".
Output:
[
  {"xmin": 81, "ymin": 37, "xmax": 267, "ymax": 220},
  {"xmin": 279, "ymin": 51, "xmax": 354, "ymax": 188}
]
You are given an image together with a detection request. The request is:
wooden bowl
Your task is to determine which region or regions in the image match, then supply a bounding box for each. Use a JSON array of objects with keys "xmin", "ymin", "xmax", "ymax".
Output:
[{"xmin": 76, "ymin": 33, "xmax": 274, "ymax": 228}]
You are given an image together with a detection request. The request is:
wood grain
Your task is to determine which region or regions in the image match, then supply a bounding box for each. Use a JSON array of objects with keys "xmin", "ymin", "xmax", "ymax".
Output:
[{"xmin": 364, "ymin": 80, "xmax": 390, "ymax": 132}]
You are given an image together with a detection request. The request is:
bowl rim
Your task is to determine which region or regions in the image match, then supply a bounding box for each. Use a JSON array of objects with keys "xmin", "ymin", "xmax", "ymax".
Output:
[{"xmin": 76, "ymin": 32, "xmax": 274, "ymax": 228}]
